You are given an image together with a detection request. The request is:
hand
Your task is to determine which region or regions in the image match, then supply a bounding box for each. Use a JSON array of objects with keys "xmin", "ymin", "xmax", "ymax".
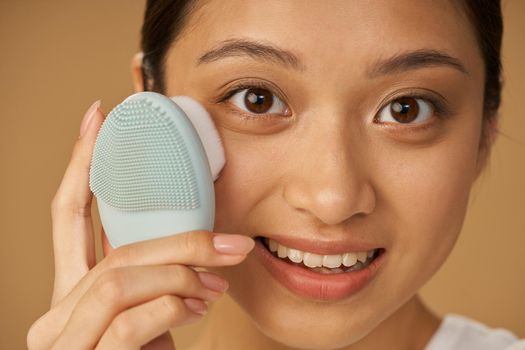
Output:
[{"xmin": 27, "ymin": 100, "xmax": 255, "ymax": 349}]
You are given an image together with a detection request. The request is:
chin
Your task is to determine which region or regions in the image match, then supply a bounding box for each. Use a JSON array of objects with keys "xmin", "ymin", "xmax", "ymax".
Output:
[
  {"xmin": 239, "ymin": 298, "xmax": 386, "ymax": 350},
  {"xmin": 225, "ymin": 252, "xmax": 396, "ymax": 350}
]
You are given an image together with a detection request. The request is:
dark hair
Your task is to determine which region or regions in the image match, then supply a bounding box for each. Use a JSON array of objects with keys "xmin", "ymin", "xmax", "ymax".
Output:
[
  {"xmin": 140, "ymin": 0, "xmax": 503, "ymax": 120},
  {"xmin": 140, "ymin": 0, "xmax": 199, "ymax": 92}
]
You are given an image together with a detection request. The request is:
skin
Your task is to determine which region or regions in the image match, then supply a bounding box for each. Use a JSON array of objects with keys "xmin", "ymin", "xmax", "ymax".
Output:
[
  {"xmin": 131, "ymin": 0, "xmax": 496, "ymax": 349},
  {"xmin": 27, "ymin": 0, "xmax": 498, "ymax": 349}
]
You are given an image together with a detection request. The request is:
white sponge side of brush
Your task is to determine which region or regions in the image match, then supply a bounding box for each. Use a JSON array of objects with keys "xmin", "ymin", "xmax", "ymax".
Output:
[{"xmin": 170, "ymin": 95, "xmax": 225, "ymax": 181}]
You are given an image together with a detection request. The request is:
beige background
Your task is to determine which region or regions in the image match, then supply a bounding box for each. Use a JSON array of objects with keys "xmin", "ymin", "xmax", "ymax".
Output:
[{"xmin": 0, "ymin": 1, "xmax": 523, "ymax": 349}]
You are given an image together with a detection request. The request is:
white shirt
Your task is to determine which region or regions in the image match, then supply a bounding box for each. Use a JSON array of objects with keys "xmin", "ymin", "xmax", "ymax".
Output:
[{"xmin": 425, "ymin": 313, "xmax": 525, "ymax": 350}]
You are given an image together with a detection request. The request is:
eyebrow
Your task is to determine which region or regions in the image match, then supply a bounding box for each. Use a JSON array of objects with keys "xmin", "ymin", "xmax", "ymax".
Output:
[
  {"xmin": 366, "ymin": 49, "xmax": 469, "ymax": 77},
  {"xmin": 196, "ymin": 38, "xmax": 469, "ymax": 77},
  {"xmin": 196, "ymin": 38, "xmax": 306, "ymax": 71}
]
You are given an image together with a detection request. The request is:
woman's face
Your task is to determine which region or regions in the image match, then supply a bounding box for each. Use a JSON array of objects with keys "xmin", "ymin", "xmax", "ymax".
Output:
[{"xmin": 158, "ymin": 0, "xmax": 487, "ymax": 348}]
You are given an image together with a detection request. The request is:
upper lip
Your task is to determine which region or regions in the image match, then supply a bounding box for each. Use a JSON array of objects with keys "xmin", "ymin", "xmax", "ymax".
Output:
[{"xmin": 256, "ymin": 233, "xmax": 383, "ymax": 255}]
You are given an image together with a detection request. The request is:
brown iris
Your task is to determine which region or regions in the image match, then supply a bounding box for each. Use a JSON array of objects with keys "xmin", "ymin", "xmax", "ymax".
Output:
[
  {"xmin": 244, "ymin": 88, "xmax": 274, "ymax": 113},
  {"xmin": 390, "ymin": 97, "xmax": 419, "ymax": 123}
]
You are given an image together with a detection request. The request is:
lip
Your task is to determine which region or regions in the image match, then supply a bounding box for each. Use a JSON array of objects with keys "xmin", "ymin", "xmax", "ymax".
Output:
[
  {"xmin": 260, "ymin": 233, "xmax": 382, "ymax": 255},
  {"xmin": 254, "ymin": 238, "xmax": 385, "ymax": 302}
]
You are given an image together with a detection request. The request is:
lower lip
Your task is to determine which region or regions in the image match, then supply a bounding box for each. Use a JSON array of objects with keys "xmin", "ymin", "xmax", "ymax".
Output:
[{"xmin": 254, "ymin": 239, "xmax": 385, "ymax": 302}]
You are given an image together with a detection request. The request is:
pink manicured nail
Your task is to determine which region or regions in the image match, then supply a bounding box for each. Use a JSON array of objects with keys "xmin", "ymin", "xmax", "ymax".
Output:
[
  {"xmin": 213, "ymin": 234, "xmax": 255, "ymax": 255},
  {"xmin": 79, "ymin": 100, "xmax": 101, "ymax": 138},
  {"xmin": 198, "ymin": 272, "xmax": 229, "ymax": 293},
  {"xmin": 183, "ymin": 298, "xmax": 208, "ymax": 315}
]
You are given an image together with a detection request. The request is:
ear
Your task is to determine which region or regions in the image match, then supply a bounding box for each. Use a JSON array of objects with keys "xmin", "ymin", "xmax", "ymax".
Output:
[
  {"xmin": 131, "ymin": 52, "xmax": 145, "ymax": 92},
  {"xmin": 474, "ymin": 116, "xmax": 499, "ymax": 180}
]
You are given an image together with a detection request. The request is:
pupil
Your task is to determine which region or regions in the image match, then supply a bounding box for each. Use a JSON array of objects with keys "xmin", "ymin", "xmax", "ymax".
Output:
[
  {"xmin": 244, "ymin": 88, "xmax": 273, "ymax": 113},
  {"xmin": 247, "ymin": 93, "xmax": 263, "ymax": 104},
  {"xmin": 390, "ymin": 97, "xmax": 419, "ymax": 123}
]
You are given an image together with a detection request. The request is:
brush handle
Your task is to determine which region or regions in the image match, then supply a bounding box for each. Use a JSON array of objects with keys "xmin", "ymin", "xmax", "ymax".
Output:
[{"xmin": 98, "ymin": 198, "xmax": 214, "ymax": 248}]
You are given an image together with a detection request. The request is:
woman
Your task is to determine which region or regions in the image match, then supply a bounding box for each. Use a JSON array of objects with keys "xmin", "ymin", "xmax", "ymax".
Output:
[{"xmin": 27, "ymin": 0, "xmax": 524, "ymax": 349}]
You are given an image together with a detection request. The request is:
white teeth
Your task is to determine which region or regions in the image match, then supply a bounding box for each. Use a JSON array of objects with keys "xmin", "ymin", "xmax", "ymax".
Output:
[
  {"xmin": 264, "ymin": 238, "xmax": 377, "ymax": 269},
  {"xmin": 269, "ymin": 238, "xmax": 278, "ymax": 253},
  {"xmin": 323, "ymin": 254, "xmax": 342, "ymax": 268},
  {"xmin": 356, "ymin": 251, "xmax": 368, "ymax": 263},
  {"xmin": 303, "ymin": 252, "xmax": 323, "ymax": 268},
  {"xmin": 287, "ymin": 248, "xmax": 304, "ymax": 263},
  {"xmin": 277, "ymin": 244, "xmax": 288, "ymax": 258},
  {"xmin": 342, "ymin": 252, "xmax": 358, "ymax": 267}
]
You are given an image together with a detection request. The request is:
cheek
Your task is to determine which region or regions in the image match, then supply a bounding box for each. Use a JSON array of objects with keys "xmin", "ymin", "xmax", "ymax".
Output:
[
  {"xmin": 375, "ymin": 121, "xmax": 482, "ymax": 289},
  {"xmin": 212, "ymin": 131, "xmax": 282, "ymax": 233}
]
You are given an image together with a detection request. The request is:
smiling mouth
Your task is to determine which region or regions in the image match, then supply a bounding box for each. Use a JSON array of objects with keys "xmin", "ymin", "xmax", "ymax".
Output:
[{"xmin": 255, "ymin": 236, "xmax": 385, "ymax": 274}]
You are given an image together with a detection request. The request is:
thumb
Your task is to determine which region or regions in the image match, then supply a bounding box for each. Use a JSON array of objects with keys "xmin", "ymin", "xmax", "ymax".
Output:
[{"xmin": 51, "ymin": 101, "xmax": 105, "ymax": 305}]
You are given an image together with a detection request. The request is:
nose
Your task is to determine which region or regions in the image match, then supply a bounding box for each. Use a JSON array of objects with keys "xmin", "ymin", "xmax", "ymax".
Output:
[{"xmin": 283, "ymin": 117, "xmax": 376, "ymax": 226}]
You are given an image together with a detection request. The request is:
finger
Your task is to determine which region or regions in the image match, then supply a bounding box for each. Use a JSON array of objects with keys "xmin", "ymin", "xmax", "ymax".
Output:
[
  {"xmin": 70, "ymin": 230, "xmax": 252, "ymax": 302},
  {"xmin": 41, "ymin": 230, "xmax": 250, "ymax": 341},
  {"xmin": 102, "ymin": 226, "xmax": 201, "ymax": 271},
  {"xmin": 50, "ymin": 101, "xmax": 105, "ymax": 304},
  {"xmin": 54, "ymin": 264, "xmax": 224, "ymax": 349},
  {"xmin": 95, "ymin": 295, "xmax": 200, "ymax": 350},
  {"xmin": 100, "ymin": 230, "xmax": 255, "ymax": 271}
]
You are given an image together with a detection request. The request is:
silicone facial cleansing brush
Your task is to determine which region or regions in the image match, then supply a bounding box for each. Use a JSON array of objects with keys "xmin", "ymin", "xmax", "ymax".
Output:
[{"xmin": 89, "ymin": 91, "xmax": 225, "ymax": 248}]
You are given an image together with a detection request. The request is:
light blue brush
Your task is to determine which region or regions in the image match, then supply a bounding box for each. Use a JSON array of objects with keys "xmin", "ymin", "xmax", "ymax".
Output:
[{"xmin": 89, "ymin": 91, "xmax": 225, "ymax": 248}]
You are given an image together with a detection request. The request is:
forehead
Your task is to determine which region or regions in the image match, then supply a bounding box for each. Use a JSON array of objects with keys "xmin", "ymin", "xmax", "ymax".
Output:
[{"xmin": 172, "ymin": 0, "xmax": 483, "ymax": 81}]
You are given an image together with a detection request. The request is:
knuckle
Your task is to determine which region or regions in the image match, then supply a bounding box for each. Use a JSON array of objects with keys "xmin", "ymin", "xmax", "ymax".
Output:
[
  {"xmin": 26, "ymin": 319, "xmax": 42, "ymax": 350},
  {"xmin": 73, "ymin": 203, "xmax": 92, "ymax": 218},
  {"xmin": 108, "ymin": 313, "xmax": 136, "ymax": 345},
  {"xmin": 91, "ymin": 269, "xmax": 127, "ymax": 305},
  {"xmin": 159, "ymin": 295, "xmax": 185, "ymax": 320},
  {"xmin": 178, "ymin": 232, "xmax": 196, "ymax": 254},
  {"xmin": 50, "ymin": 194, "xmax": 91, "ymax": 219},
  {"xmin": 178, "ymin": 230, "xmax": 212, "ymax": 259},
  {"xmin": 26, "ymin": 313, "xmax": 52, "ymax": 350},
  {"xmin": 50, "ymin": 194, "xmax": 66, "ymax": 216},
  {"xmin": 168, "ymin": 265, "xmax": 195, "ymax": 285},
  {"xmin": 105, "ymin": 245, "xmax": 134, "ymax": 268}
]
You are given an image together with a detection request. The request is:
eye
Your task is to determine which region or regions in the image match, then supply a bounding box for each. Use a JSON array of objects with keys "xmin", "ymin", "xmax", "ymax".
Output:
[
  {"xmin": 229, "ymin": 86, "xmax": 289, "ymax": 116},
  {"xmin": 376, "ymin": 96, "xmax": 433, "ymax": 125}
]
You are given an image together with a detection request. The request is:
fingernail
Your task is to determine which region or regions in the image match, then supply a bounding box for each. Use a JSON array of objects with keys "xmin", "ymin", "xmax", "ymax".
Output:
[
  {"xmin": 183, "ymin": 298, "xmax": 208, "ymax": 316},
  {"xmin": 212, "ymin": 234, "xmax": 255, "ymax": 255},
  {"xmin": 79, "ymin": 100, "xmax": 101, "ymax": 138},
  {"xmin": 198, "ymin": 272, "xmax": 229, "ymax": 293}
]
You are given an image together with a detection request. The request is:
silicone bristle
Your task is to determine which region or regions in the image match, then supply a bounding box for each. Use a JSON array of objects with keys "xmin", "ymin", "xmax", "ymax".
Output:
[{"xmin": 89, "ymin": 97, "xmax": 200, "ymax": 211}]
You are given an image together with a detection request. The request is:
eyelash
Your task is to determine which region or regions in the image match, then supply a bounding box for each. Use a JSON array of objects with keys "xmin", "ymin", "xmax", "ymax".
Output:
[
  {"xmin": 218, "ymin": 80, "xmax": 287, "ymax": 123},
  {"xmin": 217, "ymin": 80, "xmax": 450, "ymax": 130}
]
